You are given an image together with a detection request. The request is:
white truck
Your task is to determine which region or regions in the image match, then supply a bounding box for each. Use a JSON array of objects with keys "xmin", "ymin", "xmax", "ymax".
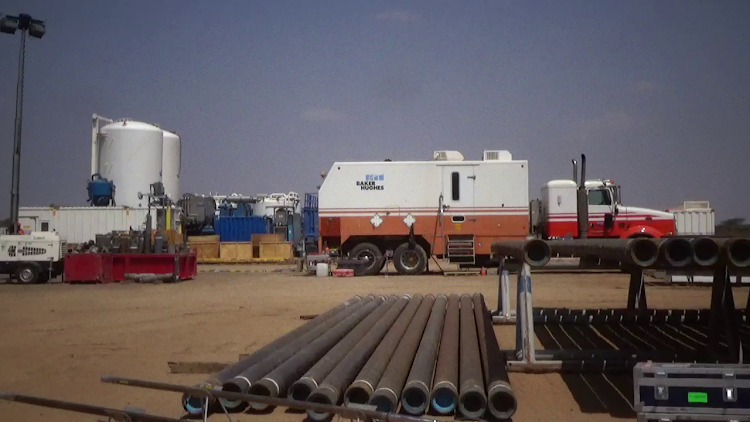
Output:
[
  {"xmin": 0, "ymin": 232, "xmax": 66, "ymax": 284},
  {"xmin": 318, "ymin": 150, "xmax": 676, "ymax": 275}
]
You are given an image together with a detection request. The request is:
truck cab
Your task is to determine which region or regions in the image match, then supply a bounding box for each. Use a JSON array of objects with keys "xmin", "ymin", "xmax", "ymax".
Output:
[{"xmin": 540, "ymin": 179, "xmax": 676, "ymax": 239}]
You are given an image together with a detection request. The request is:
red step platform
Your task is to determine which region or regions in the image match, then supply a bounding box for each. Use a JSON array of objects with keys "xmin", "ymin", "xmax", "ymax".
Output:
[{"xmin": 63, "ymin": 252, "xmax": 198, "ymax": 284}]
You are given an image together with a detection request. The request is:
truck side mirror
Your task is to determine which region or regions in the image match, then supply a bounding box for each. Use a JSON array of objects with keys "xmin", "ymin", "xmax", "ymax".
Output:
[{"xmin": 604, "ymin": 213, "xmax": 614, "ymax": 229}]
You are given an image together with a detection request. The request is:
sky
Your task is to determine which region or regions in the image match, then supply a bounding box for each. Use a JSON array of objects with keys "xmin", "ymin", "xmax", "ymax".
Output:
[{"xmin": 0, "ymin": 0, "xmax": 748, "ymax": 222}]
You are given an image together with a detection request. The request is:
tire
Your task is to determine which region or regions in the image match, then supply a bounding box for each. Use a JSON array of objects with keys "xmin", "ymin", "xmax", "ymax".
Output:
[
  {"xmin": 393, "ymin": 243, "xmax": 428, "ymax": 276},
  {"xmin": 348, "ymin": 242, "xmax": 384, "ymax": 276},
  {"xmin": 15, "ymin": 264, "xmax": 40, "ymax": 284}
]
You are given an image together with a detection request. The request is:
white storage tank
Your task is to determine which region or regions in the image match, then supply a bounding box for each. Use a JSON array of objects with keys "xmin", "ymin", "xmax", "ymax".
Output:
[
  {"xmin": 99, "ymin": 119, "xmax": 164, "ymax": 208},
  {"xmin": 162, "ymin": 130, "xmax": 181, "ymax": 201}
]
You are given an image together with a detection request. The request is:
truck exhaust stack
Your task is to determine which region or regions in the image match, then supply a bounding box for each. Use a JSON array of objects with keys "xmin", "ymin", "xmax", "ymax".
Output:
[{"xmin": 576, "ymin": 154, "xmax": 589, "ymax": 239}]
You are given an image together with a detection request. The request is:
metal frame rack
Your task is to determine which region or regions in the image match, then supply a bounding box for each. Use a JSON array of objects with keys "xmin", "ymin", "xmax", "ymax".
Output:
[{"xmin": 490, "ymin": 238, "xmax": 750, "ymax": 373}]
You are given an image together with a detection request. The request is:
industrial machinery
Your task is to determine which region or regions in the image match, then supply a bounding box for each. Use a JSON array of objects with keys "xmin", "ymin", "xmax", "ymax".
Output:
[
  {"xmin": 86, "ymin": 174, "xmax": 116, "ymax": 206},
  {"xmin": 0, "ymin": 231, "xmax": 66, "ymax": 284},
  {"xmin": 179, "ymin": 193, "xmax": 217, "ymax": 236},
  {"xmin": 318, "ymin": 151, "xmax": 676, "ymax": 275}
]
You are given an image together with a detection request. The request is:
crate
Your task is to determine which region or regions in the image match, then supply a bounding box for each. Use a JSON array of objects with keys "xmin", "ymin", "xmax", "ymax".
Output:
[
  {"xmin": 634, "ymin": 362, "xmax": 750, "ymax": 417},
  {"xmin": 219, "ymin": 242, "xmax": 254, "ymax": 261},
  {"xmin": 259, "ymin": 242, "xmax": 293, "ymax": 260},
  {"xmin": 187, "ymin": 235, "xmax": 220, "ymax": 244}
]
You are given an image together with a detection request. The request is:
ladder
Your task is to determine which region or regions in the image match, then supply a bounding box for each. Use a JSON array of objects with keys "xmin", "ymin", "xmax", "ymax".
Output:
[{"xmin": 446, "ymin": 234, "xmax": 476, "ymax": 265}]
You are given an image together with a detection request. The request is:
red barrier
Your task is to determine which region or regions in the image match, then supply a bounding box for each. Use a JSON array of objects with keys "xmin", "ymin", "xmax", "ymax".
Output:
[{"xmin": 64, "ymin": 252, "xmax": 197, "ymax": 284}]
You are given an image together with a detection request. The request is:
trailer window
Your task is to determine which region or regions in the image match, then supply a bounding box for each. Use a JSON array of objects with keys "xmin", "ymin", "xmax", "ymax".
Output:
[
  {"xmin": 451, "ymin": 172, "xmax": 460, "ymax": 201},
  {"xmin": 588, "ymin": 189, "xmax": 612, "ymax": 206},
  {"xmin": 41, "ymin": 222, "xmax": 49, "ymax": 232}
]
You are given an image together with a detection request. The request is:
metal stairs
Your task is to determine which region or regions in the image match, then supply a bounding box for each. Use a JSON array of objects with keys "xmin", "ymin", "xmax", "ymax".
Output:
[{"xmin": 446, "ymin": 234, "xmax": 476, "ymax": 264}]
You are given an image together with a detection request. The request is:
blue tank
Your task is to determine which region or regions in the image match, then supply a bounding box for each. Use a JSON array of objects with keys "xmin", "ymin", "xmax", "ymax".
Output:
[{"xmin": 87, "ymin": 174, "xmax": 115, "ymax": 207}]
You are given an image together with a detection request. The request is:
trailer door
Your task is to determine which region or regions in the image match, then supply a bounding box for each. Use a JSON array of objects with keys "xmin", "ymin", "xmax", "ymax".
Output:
[{"xmin": 442, "ymin": 166, "xmax": 475, "ymax": 216}]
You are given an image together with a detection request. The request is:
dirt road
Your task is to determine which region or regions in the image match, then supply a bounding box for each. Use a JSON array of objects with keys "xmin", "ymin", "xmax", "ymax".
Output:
[{"xmin": 0, "ymin": 269, "xmax": 728, "ymax": 421}]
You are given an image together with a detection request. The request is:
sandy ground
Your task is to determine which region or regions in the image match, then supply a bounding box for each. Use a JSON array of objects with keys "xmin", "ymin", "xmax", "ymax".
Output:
[{"xmin": 0, "ymin": 267, "xmax": 736, "ymax": 422}]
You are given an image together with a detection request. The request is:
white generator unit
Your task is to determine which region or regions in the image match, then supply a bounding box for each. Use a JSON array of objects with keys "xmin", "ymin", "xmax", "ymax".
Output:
[{"xmin": 0, "ymin": 232, "xmax": 66, "ymax": 284}]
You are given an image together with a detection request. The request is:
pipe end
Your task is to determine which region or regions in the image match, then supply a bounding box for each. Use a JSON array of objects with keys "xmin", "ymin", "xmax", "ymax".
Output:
[
  {"xmin": 370, "ymin": 388, "xmax": 399, "ymax": 413},
  {"xmin": 458, "ymin": 387, "xmax": 487, "ymax": 420},
  {"xmin": 344, "ymin": 381, "xmax": 374, "ymax": 406},
  {"xmin": 289, "ymin": 377, "xmax": 318, "ymax": 402},
  {"xmin": 430, "ymin": 382, "xmax": 458, "ymax": 415},
  {"xmin": 307, "ymin": 386, "xmax": 337, "ymax": 421},
  {"xmin": 401, "ymin": 381, "xmax": 430, "ymax": 415},
  {"xmin": 219, "ymin": 378, "xmax": 250, "ymax": 411},
  {"xmin": 247, "ymin": 380, "xmax": 277, "ymax": 411},
  {"xmin": 487, "ymin": 381, "xmax": 517, "ymax": 420}
]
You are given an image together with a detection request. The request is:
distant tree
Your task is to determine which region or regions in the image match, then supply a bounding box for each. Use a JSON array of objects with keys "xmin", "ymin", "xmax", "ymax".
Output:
[{"xmin": 716, "ymin": 218, "xmax": 750, "ymax": 237}]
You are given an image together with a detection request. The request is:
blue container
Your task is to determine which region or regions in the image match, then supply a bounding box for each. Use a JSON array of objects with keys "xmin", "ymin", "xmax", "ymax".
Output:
[
  {"xmin": 214, "ymin": 216, "xmax": 271, "ymax": 242},
  {"xmin": 303, "ymin": 193, "xmax": 319, "ymax": 239},
  {"xmin": 87, "ymin": 174, "xmax": 115, "ymax": 207}
]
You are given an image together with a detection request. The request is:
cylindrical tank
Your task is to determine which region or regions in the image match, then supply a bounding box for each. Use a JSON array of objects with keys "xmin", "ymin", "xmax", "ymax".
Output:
[
  {"xmin": 99, "ymin": 120, "xmax": 163, "ymax": 208},
  {"xmin": 162, "ymin": 130, "xmax": 181, "ymax": 201}
]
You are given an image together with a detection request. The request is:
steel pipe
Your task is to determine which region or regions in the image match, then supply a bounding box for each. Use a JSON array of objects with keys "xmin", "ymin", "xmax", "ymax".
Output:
[
  {"xmin": 491, "ymin": 239, "xmax": 551, "ymax": 267},
  {"xmin": 369, "ymin": 295, "xmax": 436, "ymax": 413},
  {"xmin": 305, "ymin": 296, "xmax": 412, "ymax": 421},
  {"xmin": 691, "ymin": 237, "xmax": 721, "ymax": 267},
  {"xmin": 430, "ymin": 294, "xmax": 459, "ymax": 415},
  {"xmin": 548, "ymin": 238, "xmax": 659, "ymax": 268},
  {"xmin": 248, "ymin": 296, "xmax": 398, "ymax": 410},
  {"xmin": 181, "ymin": 295, "xmax": 364, "ymax": 414},
  {"xmin": 473, "ymin": 294, "xmax": 516, "ymax": 420},
  {"xmin": 220, "ymin": 295, "xmax": 380, "ymax": 411},
  {"xmin": 290, "ymin": 296, "xmax": 407, "ymax": 403},
  {"xmin": 717, "ymin": 238, "xmax": 750, "ymax": 268},
  {"xmin": 401, "ymin": 295, "xmax": 448, "ymax": 415},
  {"xmin": 344, "ymin": 295, "xmax": 424, "ymax": 407},
  {"xmin": 458, "ymin": 294, "xmax": 487, "ymax": 419},
  {"xmin": 658, "ymin": 237, "xmax": 693, "ymax": 268}
]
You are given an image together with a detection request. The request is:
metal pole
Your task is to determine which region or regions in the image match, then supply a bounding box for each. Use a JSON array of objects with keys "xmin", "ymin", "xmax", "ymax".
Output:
[{"xmin": 9, "ymin": 29, "xmax": 27, "ymax": 234}]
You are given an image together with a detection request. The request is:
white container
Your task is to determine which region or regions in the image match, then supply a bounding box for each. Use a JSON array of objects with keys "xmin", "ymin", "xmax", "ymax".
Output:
[
  {"xmin": 162, "ymin": 130, "xmax": 181, "ymax": 201},
  {"xmin": 667, "ymin": 201, "xmax": 715, "ymax": 236},
  {"xmin": 18, "ymin": 206, "xmax": 179, "ymax": 245},
  {"xmin": 254, "ymin": 192, "xmax": 301, "ymax": 217},
  {"xmin": 316, "ymin": 262, "xmax": 329, "ymax": 277},
  {"xmin": 99, "ymin": 120, "xmax": 164, "ymax": 208}
]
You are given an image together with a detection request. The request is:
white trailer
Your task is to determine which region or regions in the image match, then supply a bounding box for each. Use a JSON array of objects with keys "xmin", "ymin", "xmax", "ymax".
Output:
[
  {"xmin": 18, "ymin": 207, "xmax": 163, "ymax": 246},
  {"xmin": 0, "ymin": 232, "xmax": 66, "ymax": 283}
]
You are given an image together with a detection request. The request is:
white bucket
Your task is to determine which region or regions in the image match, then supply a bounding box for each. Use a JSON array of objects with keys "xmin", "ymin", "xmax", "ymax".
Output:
[{"xmin": 316, "ymin": 263, "xmax": 329, "ymax": 277}]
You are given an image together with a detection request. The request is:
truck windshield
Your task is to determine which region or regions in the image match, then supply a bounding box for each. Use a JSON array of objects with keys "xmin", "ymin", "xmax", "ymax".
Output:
[{"xmin": 588, "ymin": 189, "xmax": 612, "ymax": 206}]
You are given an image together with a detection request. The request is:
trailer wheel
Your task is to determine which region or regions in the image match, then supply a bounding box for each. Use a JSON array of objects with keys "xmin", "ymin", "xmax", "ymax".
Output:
[
  {"xmin": 15, "ymin": 264, "xmax": 40, "ymax": 284},
  {"xmin": 349, "ymin": 242, "xmax": 384, "ymax": 276},
  {"xmin": 394, "ymin": 243, "xmax": 428, "ymax": 276}
]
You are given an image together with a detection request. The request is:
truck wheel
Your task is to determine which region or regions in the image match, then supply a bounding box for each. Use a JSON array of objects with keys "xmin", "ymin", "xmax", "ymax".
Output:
[
  {"xmin": 349, "ymin": 243, "xmax": 384, "ymax": 276},
  {"xmin": 394, "ymin": 243, "xmax": 428, "ymax": 276},
  {"xmin": 15, "ymin": 264, "xmax": 40, "ymax": 284}
]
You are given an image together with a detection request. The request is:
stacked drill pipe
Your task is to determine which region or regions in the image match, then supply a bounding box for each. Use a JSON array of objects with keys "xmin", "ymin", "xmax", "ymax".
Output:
[
  {"xmin": 400, "ymin": 295, "xmax": 448, "ymax": 415},
  {"xmin": 247, "ymin": 295, "xmax": 399, "ymax": 410},
  {"xmin": 220, "ymin": 295, "xmax": 383, "ymax": 411},
  {"xmin": 458, "ymin": 294, "xmax": 487, "ymax": 419},
  {"xmin": 547, "ymin": 238, "xmax": 660, "ymax": 268},
  {"xmin": 716, "ymin": 237, "xmax": 750, "ymax": 268},
  {"xmin": 473, "ymin": 293, "xmax": 517, "ymax": 419},
  {"xmin": 344, "ymin": 295, "xmax": 424, "ymax": 407},
  {"xmin": 180, "ymin": 295, "xmax": 364, "ymax": 415},
  {"xmin": 304, "ymin": 296, "xmax": 412, "ymax": 421},
  {"xmin": 491, "ymin": 239, "xmax": 551, "ymax": 267},
  {"xmin": 430, "ymin": 294, "xmax": 460, "ymax": 415},
  {"xmin": 369, "ymin": 295, "xmax": 436, "ymax": 413},
  {"xmin": 657, "ymin": 237, "xmax": 693, "ymax": 267}
]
